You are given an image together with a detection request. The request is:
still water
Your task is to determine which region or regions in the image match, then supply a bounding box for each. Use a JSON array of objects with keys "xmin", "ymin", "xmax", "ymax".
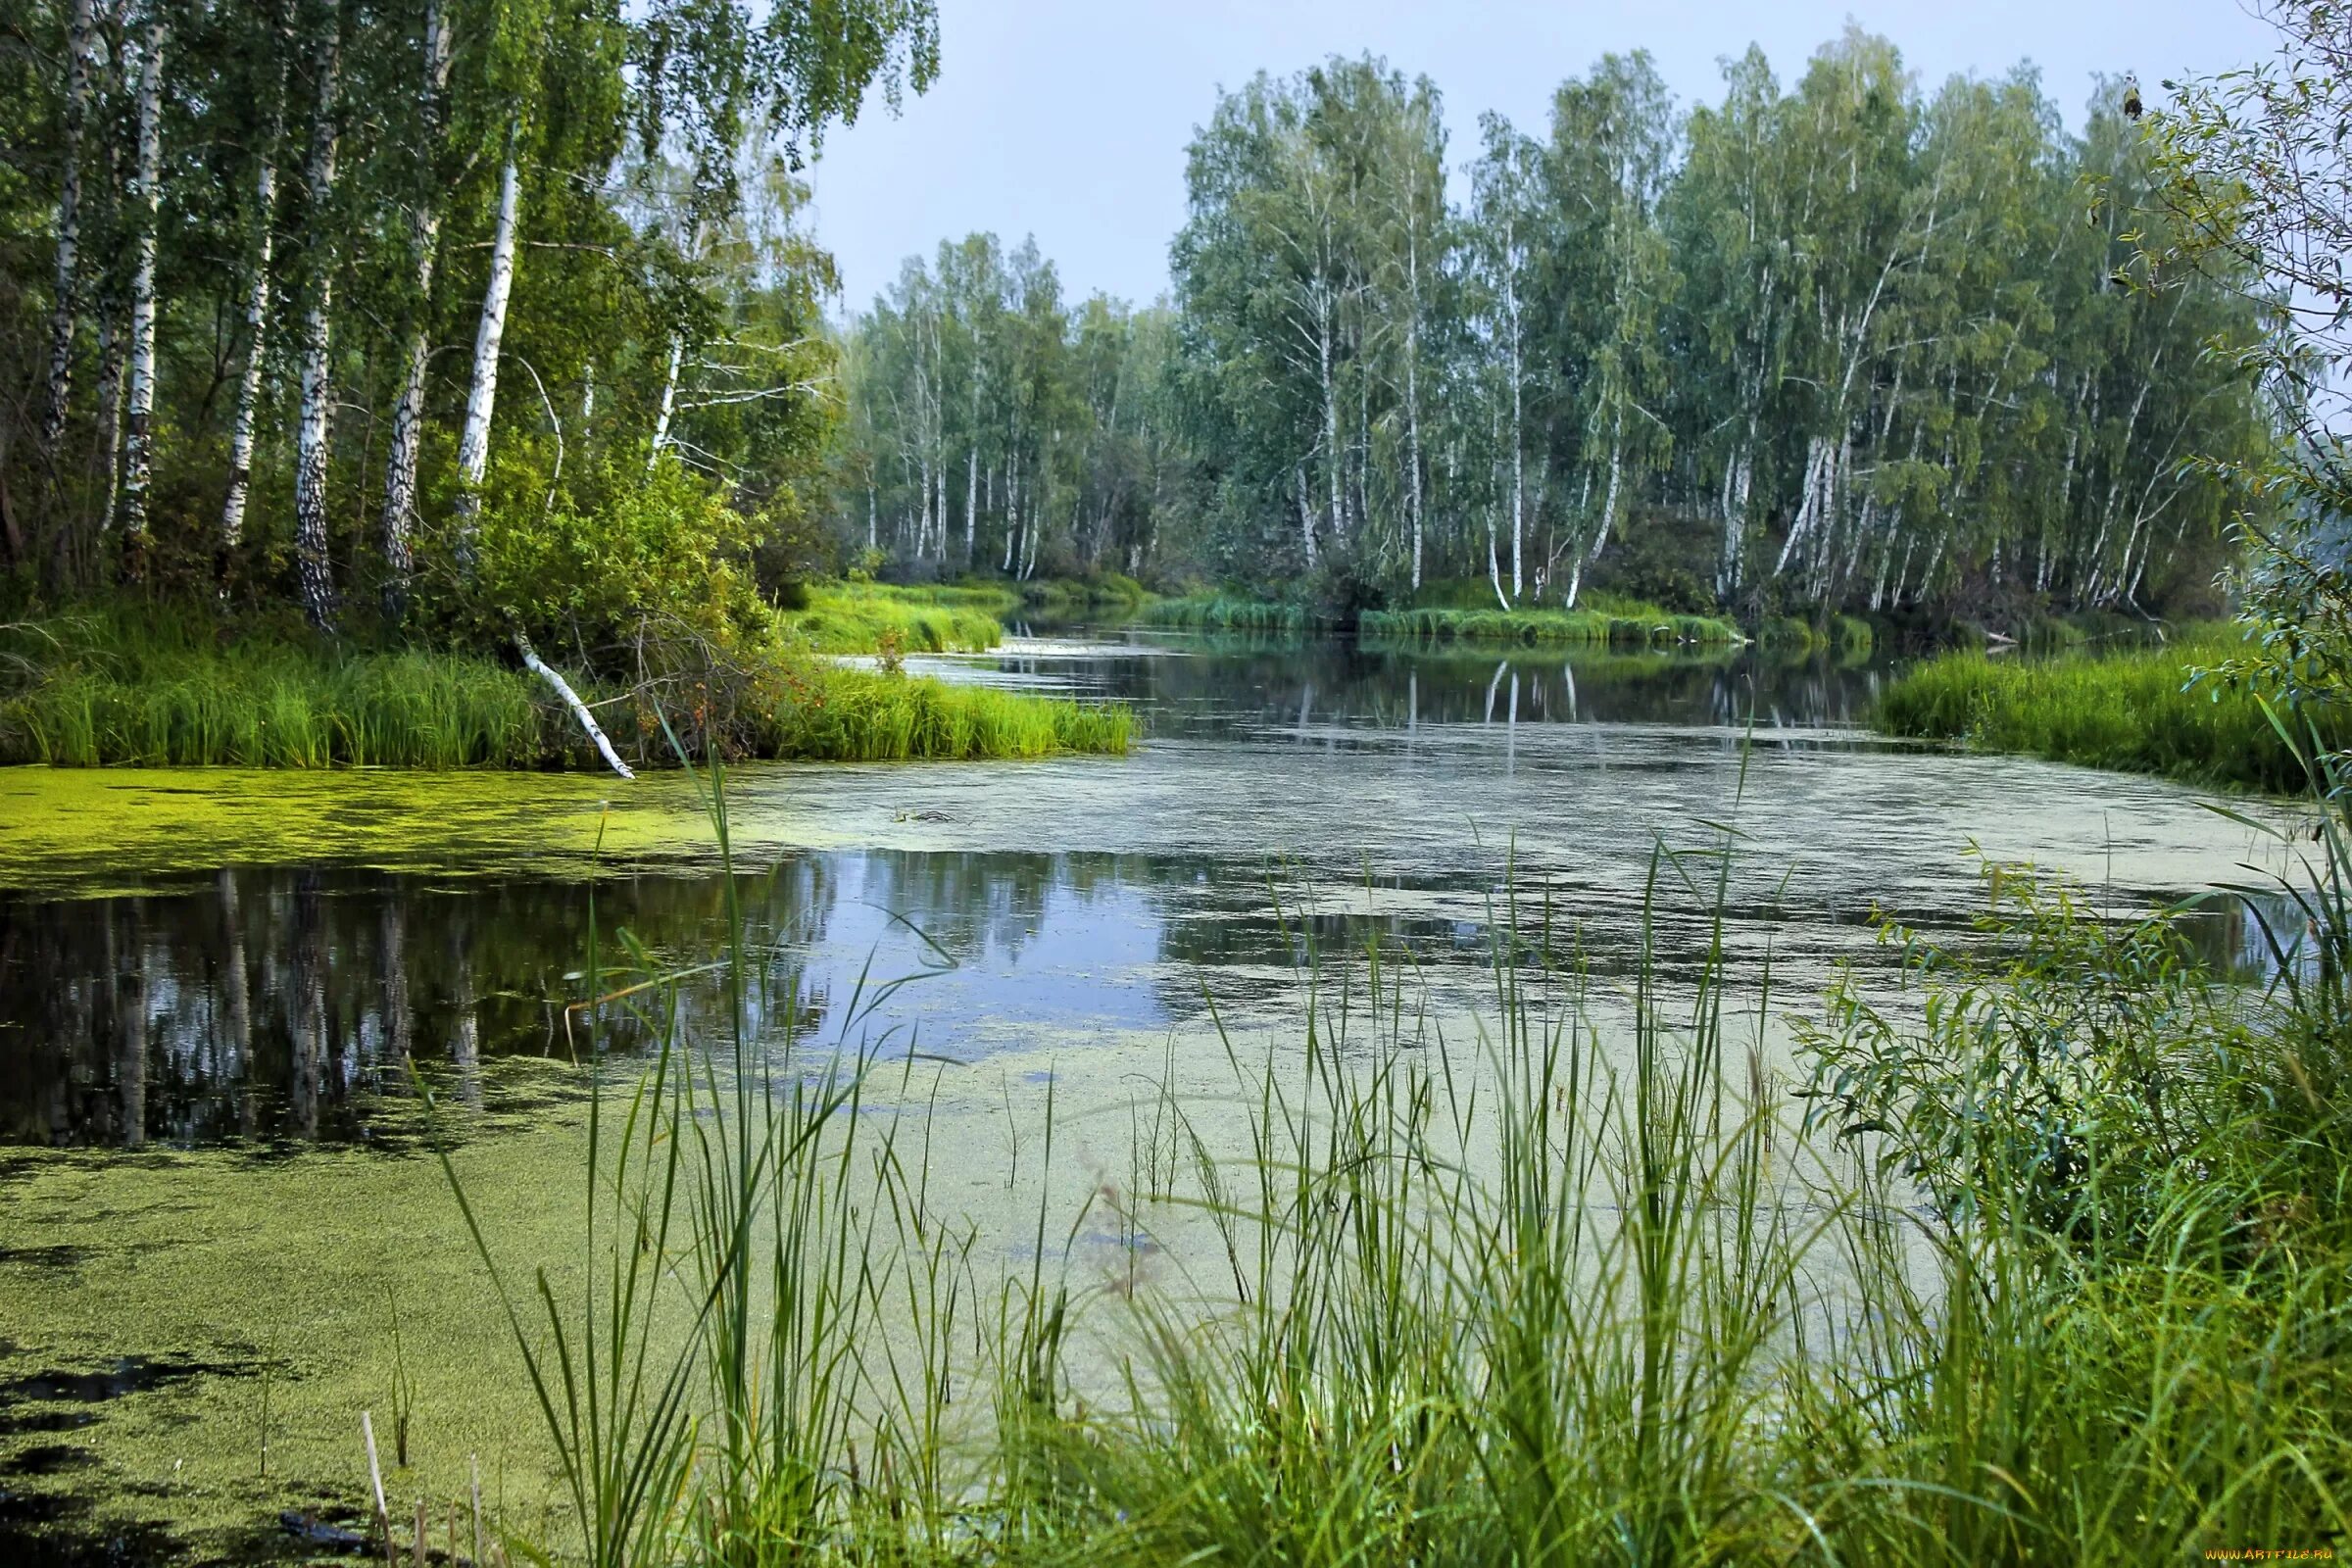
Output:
[{"xmin": 0, "ymin": 631, "xmax": 2290, "ymax": 1151}]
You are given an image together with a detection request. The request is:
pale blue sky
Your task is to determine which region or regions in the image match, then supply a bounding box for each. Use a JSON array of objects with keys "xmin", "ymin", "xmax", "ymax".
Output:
[{"xmin": 802, "ymin": 0, "xmax": 2279, "ymax": 315}]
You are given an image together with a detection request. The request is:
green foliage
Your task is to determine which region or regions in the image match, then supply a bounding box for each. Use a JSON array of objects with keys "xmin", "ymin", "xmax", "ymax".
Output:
[
  {"xmin": 444, "ymin": 459, "xmax": 776, "ymax": 656},
  {"xmin": 1800, "ymin": 859, "xmax": 2249, "ymax": 1241},
  {"xmin": 1875, "ymin": 628, "xmax": 2338, "ymax": 790}
]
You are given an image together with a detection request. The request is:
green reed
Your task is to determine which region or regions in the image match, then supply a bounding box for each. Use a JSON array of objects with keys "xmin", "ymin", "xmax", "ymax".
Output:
[
  {"xmin": 1358, "ymin": 600, "xmax": 1742, "ymax": 649},
  {"xmin": 0, "ymin": 606, "xmax": 1129, "ymax": 767},
  {"xmin": 1139, "ymin": 596, "xmax": 1318, "ymax": 635},
  {"xmin": 790, "ymin": 585, "xmax": 1007, "ymax": 655},
  {"xmin": 446, "ymin": 751, "xmax": 2351, "ymax": 1565},
  {"xmin": 1874, "ymin": 624, "xmax": 2338, "ymax": 791}
]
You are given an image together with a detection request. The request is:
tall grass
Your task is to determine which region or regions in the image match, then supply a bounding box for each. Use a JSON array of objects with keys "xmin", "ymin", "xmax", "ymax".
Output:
[
  {"xmin": 0, "ymin": 614, "xmax": 559, "ymax": 767},
  {"xmin": 755, "ymin": 662, "xmax": 1132, "ymax": 760},
  {"xmin": 788, "ymin": 585, "xmax": 1006, "ymax": 655},
  {"xmin": 0, "ymin": 609, "xmax": 1129, "ymax": 767},
  {"xmin": 1874, "ymin": 625, "xmax": 2339, "ymax": 790},
  {"xmin": 1359, "ymin": 599, "xmax": 1741, "ymax": 647},
  {"xmin": 448, "ymin": 756, "xmax": 2352, "ymax": 1564},
  {"xmin": 1140, "ymin": 596, "xmax": 1318, "ymax": 634},
  {"xmin": 1017, "ymin": 573, "xmax": 1152, "ymax": 612}
]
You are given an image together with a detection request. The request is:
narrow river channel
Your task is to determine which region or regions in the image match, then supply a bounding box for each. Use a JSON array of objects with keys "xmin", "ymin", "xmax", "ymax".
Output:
[{"xmin": 0, "ymin": 630, "xmax": 2296, "ymax": 1560}]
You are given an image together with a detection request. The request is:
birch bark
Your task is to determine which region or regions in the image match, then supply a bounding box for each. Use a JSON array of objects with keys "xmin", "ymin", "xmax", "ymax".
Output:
[
  {"xmin": 117, "ymin": 8, "xmax": 169, "ymax": 571},
  {"xmin": 292, "ymin": 8, "xmax": 344, "ymax": 630},
  {"xmin": 377, "ymin": 0, "xmax": 457, "ymax": 612},
  {"xmin": 453, "ymin": 152, "xmax": 521, "ymax": 566},
  {"xmin": 39, "ymin": 0, "xmax": 98, "ymax": 456}
]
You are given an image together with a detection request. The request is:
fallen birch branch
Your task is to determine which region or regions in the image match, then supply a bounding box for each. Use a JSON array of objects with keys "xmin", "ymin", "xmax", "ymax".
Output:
[{"xmin": 515, "ymin": 632, "xmax": 635, "ymax": 779}]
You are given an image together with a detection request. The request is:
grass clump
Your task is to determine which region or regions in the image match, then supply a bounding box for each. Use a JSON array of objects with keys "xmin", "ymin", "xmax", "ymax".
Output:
[
  {"xmin": 1018, "ymin": 573, "xmax": 1152, "ymax": 612},
  {"xmin": 787, "ymin": 583, "xmax": 1006, "ymax": 655},
  {"xmin": 1358, "ymin": 597, "xmax": 1740, "ymax": 647},
  {"xmin": 749, "ymin": 661, "xmax": 1131, "ymax": 760},
  {"xmin": 1140, "ymin": 595, "xmax": 1316, "ymax": 634},
  {"xmin": 1874, "ymin": 624, "xmax": 2337, "ymax": 790}
]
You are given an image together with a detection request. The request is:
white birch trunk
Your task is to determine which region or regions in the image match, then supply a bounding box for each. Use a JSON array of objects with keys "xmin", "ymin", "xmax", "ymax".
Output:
[
  {"xmin": 91, "ymin": 297, "xmax": 123, "ymax": 535},
  {"xmin": 378, "ymin": 0, "xmax": 456, "ymax": 607},
  {"xmin": 1404, "ymin": 222, "xmax": 1424, "ymax": 592},
  {"xmin": 518, "ymin": 635, "xmax": 634, "ymax": 779},
  {"xmin": 454, "ymin": 152, "xmax": 521, "ymax": 559},
  {"xmin": 647, "ymin": 333, "xmax": 682, "ymax": 470},
  {"xmin": 117, "ymin": 8, "xmax": 168, "ymax": 566},
  {"xmin": 220, "ymin": 89, "xmax": 285, "ymax": 570},
  {"xmin": 292, "ymin": 10, "xmax": 343, "ymax": 630},
  {"xmin": 40, "ymin": 0, "xmax": 98, "ymax": 454}
]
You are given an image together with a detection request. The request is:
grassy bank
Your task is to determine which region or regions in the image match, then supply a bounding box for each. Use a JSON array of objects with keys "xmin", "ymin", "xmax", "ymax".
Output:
[
  {"xmin": 1875, "ymin": 626, "xmax": 2333, "ymax": 790},
  {"xmin": 0, "ymin": 611, "xmax": 1128, "ymax": 768},
  {"xmin": 785, "ymin": 582, "xmax": 1008, "ymax": 655},
  {"xmin": 402, "ymin": 784, "xmax": 2351, "ymax": 1567},
  {"xmin": 1016, "ymin": 572, "xmax": 1152, "ymax": 612},
  {"xmin": 1140, "ymin": 594, "xmax": 1318, "ymax": 634},
  {"xmin": 1360, "ymin": 595, "xmax": 1742, "ymax": 647}
]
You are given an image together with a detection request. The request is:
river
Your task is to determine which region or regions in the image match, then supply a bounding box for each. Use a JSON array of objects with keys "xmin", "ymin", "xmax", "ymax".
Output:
[{"xmin": 0, "ymin": 629, "xmax": 2294, "ymax": 1559}]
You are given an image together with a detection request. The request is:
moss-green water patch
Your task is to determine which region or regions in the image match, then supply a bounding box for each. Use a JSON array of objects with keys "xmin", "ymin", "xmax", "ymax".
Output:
[{"xmin": 0, "ymin": 1060, "xmax": 602, "ymax": 1557}]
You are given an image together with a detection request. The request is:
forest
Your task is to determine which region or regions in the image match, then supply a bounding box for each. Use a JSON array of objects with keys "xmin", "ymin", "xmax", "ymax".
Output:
[
  {"xmin": 833, "ymin": 36, "xmax": 2277, "ymax": 622},
  {"xmin": 0, "ymin": 0, "xmax": 935, "ymax": 658}
]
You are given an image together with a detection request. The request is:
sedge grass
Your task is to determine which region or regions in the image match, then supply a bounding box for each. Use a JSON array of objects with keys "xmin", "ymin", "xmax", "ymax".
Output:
[
  {"xmin": 442, "ymin": 752, "xmax": 2352, "ymax": 1565},
  {"xmin": 1874, "ymin": 625, "xmax": 2339, "ymax": 791},
  {"xmin": 789, "ymin": 585, "xmax": 1007, "ymax": 655},
  {"xmin": 1359, "ymin": 600, "xmax": 1742, "ymax": 648},
  {"xmin": 1140, "ymin": 596, "xmax": 1318, "ymax": 635},
  {"xmin": 0, "ymin": 609, "xmax": 1128, "ymax": 768}
]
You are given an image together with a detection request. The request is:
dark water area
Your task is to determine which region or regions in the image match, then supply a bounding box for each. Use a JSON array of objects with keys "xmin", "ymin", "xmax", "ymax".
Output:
[
  {"xmin": 984, "ymin": 624, "xmax": 1895, "ymax": 736},
  {"xmin": 0, "ymin": 631, "xmax": 2292, "ymax": 1152}
]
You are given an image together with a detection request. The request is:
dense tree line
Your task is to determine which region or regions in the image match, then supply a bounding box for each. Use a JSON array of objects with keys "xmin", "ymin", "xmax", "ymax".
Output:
[
  {"xmin": 835, "ymin": 30, "xmax": 2276, "ymax": 618},
  {"xmin": 2, "ymin": 0, "xmax": 937, "ymax": 643}
]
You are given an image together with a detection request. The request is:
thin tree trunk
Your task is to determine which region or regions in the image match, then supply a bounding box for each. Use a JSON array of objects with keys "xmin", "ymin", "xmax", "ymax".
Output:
[
  {"xmin": 220, "ymin": 66, "xmax": 288, "ymax": 582},
  {"xmin": 1404, "ymin": 221, "xmax": 1424, "ymax": 593},
  {"xmin": 647, "ymin": 334, "xmax": 682, "ymax": 470},
  {"xmin": 964, "ymin": 444, "xmax": 978, "ymax": 563},
  {"xmin": 293, "ymin": 6, "xmax": 344, "ymax": 631},
  {"xmin": 40, "ymin": 0, "xmax": 99, "ymax": 456},
  {"xmin": 117, "ymin": 7, "xmax": 169, "ymax": 573},
  {"xmin": 90, "ymin": 295, "xmax": 124, "ymax": 541},
  {"xmin": 517, "ymin": 633, "xmax": 634, "ymax": 779},
  {"xmin": 454, "ymin": 150, "xmax": 521, "ymax": 564},
  {"xmin": 377, "ymin": 0, "xmax": 456, "ymax": 616}
]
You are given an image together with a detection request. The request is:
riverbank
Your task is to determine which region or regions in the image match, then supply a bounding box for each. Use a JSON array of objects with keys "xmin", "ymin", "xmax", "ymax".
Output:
[
  {"xmin": 0, "ymin": 610, "xmax": 1130, "ymax": 769},
  {"xmin": 1874, "ymin": 626, "xmax": 2328, "ymax": 791}
]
